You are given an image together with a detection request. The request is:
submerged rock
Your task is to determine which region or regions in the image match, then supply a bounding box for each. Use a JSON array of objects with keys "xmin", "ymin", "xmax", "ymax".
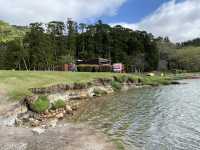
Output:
[
  {"xmin": 48, "ymin": 119, "xmax": 58, "ymax": 128},
  {"xmin": 56, "ymin": 113, "xmax": 64, "ymax": 119},
  {"xmin": 65, "ymin": 105, "xmax": 73, "ymax": 114}
]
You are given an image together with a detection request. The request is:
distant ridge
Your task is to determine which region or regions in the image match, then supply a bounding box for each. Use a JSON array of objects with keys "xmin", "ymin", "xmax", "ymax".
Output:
[{"xmin": 0, "ymin": 20, "xmax": 28, "ymax": 43}]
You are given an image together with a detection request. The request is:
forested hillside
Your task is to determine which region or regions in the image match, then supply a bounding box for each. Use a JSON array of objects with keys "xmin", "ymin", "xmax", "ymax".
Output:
[
  {"xmin": 0, "ymin": 19, "xmax": 159, "ymax": 71},
  {"xmin": 0, "ymin": 21, "xmax": 28, "ymax": 43},
  {"xmin": 156, "ymin": 37, "xmax": 200, "ymax": 72},
  {"xmin": 1, "ymin": 19, "xmax": 200, "ymax": 72}
]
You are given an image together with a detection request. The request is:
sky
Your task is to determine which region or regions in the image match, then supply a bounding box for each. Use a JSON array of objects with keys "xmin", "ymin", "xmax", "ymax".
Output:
[{"xmin": 0, "ymin": 0, "xmax": 200, "ymax": 42}]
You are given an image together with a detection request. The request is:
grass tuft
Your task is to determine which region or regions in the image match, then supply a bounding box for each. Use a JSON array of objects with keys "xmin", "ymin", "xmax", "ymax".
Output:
[
  {"xmin": 30, "ymin": 96, "xmax": 50, "ymax": 113},
  {"xmin": 52, "ymin": 99, "xmax": 66, "ymax": 110}
]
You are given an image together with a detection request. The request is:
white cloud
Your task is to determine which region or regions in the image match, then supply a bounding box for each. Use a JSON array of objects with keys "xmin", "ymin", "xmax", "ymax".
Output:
[
  {"xmin": 0, "ymin": 0, "xmax": 126, "ymax": 25},
  {"xmin": 113, "ymin": 0, "xmax": 200, "ymax": 43}
]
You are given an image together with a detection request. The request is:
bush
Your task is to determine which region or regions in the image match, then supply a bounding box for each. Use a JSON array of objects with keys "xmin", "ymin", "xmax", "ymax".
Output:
[
  {"xmin": 77, "ymin": 65, "xmax": 98, "ymax": 72},
  {"xmin": 111, "ymin": 80, "xmax": 122, "ymax": 91},
  {"xmin": 113, "ymin": 75, "xmax": 128, "ymax": 83},
  {"xmin": 52, "ymin": 99, "xmax": 66, "ymax": 110},
  {"xmin": 30, "ymin": 96, "xmax": 50, "ymax": 113},
  {"xmin": 99, "ymin": 65, "xmax": 112, "ymax": 72},
  {"xmin": 77, "ymin": 64, "xmax": 112, "ymax": 72}
]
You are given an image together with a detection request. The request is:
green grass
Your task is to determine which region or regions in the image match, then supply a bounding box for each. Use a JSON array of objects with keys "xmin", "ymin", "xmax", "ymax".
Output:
[
  {"xmin": 0, "ymin": 70, "xmax": 175, "ymax": 101},
  {"xmin": 141, "ymin": 75, "xmax": 172, "ymax": 86},
  {"xmin": 52, "ymin": 99, "xmax": 66, "ymax": 110},
  {"xmin": 0, "ymin": 71, "xmax": 119, "ymax": 101},
  {"xmin": 30, "ymin": 96, "xmax": 50, "ymax": 113},
  {"xmin": 111, "ymin": 80, "xmax": 122, "ymax": 91}
]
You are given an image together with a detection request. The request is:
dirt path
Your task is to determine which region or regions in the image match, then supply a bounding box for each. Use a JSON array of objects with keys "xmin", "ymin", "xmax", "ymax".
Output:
[{"xmin": 0, "ymin": 123, "xmax": 116, "ymax": 150}]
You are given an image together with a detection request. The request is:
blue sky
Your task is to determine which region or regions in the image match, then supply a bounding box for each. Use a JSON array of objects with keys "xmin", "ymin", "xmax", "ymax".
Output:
[
  {"xmin": 99, "ymin": 0, "xmax": 171, "ymax": 24},
  {"xmin": 0, "ymin": 0, "xmax": 200, "ymax": 42}
]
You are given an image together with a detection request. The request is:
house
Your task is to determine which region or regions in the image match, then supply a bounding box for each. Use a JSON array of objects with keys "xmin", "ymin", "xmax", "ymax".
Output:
[
  {"xmin": 112, "ymin": 63, "xmax": 124, "ymax": 73},
  {"xmin": 76, "ymin": 58, "xmax": 112, "ymax": 72}
]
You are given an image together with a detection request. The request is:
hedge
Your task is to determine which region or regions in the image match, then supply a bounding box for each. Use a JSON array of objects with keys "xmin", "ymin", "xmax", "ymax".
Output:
[{"xmin": 77, "ymin": 64, "xmax": 112, "ymax": 72}]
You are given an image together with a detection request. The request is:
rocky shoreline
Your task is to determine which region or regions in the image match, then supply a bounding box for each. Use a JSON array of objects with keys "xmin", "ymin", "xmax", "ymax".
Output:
[
  {"xmin": 9, "ymin": 76, "xmax": 139, "ymax": 128},
  {"xmin": 0, "ymin": 76, "xmax": 143, "ymax": 150}
]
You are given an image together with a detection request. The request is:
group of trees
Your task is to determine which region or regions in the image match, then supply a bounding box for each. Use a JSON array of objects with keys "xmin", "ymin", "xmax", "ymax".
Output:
[
  {"xmin": 155, "ymin": 37, "xmax": 200, "ymax": 72},
  {"xmin": 0, "ymin": 19, "xmax": 160, "ymax": 72}
]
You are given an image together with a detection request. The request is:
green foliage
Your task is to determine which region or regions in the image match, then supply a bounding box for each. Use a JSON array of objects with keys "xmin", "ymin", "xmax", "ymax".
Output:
[
  {"xmin": 52, "ymin": 99, "xmax": 65, "ymax": 110},
  {"xmin": 141, "ymin": 76, "xmax": 171, "ymax": 86},
  {"xmin": 168, "ymin": 46, "xmax": 200, "ymax": 72},
  {"xmin": 0, "ymin": 19, "xmax": 159, "ymax": 72},
  {"xmin": 0, "ymin": 21, "xmax": 28, "ymax": 43},
  {"xmin": 77, "ymin": 65, "xmax": 96, "ymax": 72},
  {"xmin": 99, "ymin": 65, "xmax": 112, "ymax": 72},
  {"xmin": 113, "ymin": 75, "xmax": 128, "ymax": 83},
  {"xmin": 111, "ymin": 80, "xmax": 122, "ymax": 91},
  {"xmin": 77, "ymin": 65, "xmax": 112, "ymax": 72},
  {"xmin": 30, "ymin": 96, "xmax": 50, "ymax": 113},
  {"xmin": 58, "ymin": 54, "xmax": 75, "ymax": 64}
]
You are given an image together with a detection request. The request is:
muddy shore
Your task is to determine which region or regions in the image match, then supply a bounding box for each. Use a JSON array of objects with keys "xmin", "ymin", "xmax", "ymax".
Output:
[{"xmin": 0, "ymin": 123, "xmax": 116, "ymax": 150}]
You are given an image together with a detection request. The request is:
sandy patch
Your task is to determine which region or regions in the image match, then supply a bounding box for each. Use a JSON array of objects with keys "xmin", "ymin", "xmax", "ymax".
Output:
[{"xmin": 0, "ymin": 123, "xmax": 116, "ymax": 150}]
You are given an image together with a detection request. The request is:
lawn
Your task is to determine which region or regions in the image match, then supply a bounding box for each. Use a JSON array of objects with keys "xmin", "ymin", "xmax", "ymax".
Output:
[
  {"xmin": 0, "ymin": 70, "xmax": 175, "ymax": 101},
  {"xmin": 0, "ymin": 71, "xmax": 117, "ymax": 101}
]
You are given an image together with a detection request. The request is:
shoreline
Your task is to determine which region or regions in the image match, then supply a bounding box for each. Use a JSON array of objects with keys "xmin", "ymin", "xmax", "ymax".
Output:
[{"xmin": 0, "ymin": 72, "xmax": 199, "ymax": 150}]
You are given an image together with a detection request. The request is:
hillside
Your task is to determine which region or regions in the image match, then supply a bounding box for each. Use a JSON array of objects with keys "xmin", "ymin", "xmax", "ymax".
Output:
[
  {"xmin": 168, "ymin": 46, "xmax": 200, "ymax": 72},
  {"xmin": 0, "ymin": 20, "xmax": 28, "ymax": 43}
]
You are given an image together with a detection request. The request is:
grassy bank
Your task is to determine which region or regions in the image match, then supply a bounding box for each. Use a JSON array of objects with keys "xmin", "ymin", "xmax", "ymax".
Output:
[{"xmin": 0, "ymin": 70, "xmax": 177, "ymax": 101}]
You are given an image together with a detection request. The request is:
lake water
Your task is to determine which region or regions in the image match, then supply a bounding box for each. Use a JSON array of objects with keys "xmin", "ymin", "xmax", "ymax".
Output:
[{"xmin": 77, "ymin": 79, "xmax": 200, "ymax": 150}]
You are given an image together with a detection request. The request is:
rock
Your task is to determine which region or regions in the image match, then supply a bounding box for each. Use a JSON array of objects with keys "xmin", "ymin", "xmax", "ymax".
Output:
[
  {"xmin": 29, "ymin": 118, "xmax": 40, "ymax": 127},
  {"xmin": 48, "ymin": 119, "xmax": 58, "ymax": 128},
  {"xmin": 48, "ymin": 93, "xmax": 69, "ymax": 104},
  {"xmin": 32, "ymin": 127, "xmax": 45, "ymax": 135},
  {"xmin": 65, "ymin": 105, "xmax": 73, "ymax": 114},
  {"xmin": 56, "ymin": 113, "xmax": 64, "ymax": 119},
  {"xmin": 79, "ymin": 90, "xmax": 89, "ymax": 98},
  {"xmin": 93, "ymin": 87, "xmax": 108, "ymax": 97},
  {"xmin": 25, "ymin": 95, "xmax": 38, "ymax": 105},
  {"xmin": 15, "ymin": 118, "xmax": 23, "ymax": 127},
  {"xmin": 44, "ymin": 109, "xmax": 49, "ymax": 115},
  {"xmin": 71, "ymin": 104, "xmax": 79, "ymax": 111},
  {"xmin": 18, "ymin": 112, "xmax": 30, "ymax": 123}
]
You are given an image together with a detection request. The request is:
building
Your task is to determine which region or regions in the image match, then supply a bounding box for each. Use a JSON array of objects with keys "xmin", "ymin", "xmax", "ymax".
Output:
[{"xmin": 77, "ymin": 58, "xmax": 111, "ymax": 65}]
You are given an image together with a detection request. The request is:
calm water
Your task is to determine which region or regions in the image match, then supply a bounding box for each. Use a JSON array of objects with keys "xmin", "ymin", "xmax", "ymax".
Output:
[{"xmin": 77, "ymin": 79, "xmax": 200, "ymax": 150}]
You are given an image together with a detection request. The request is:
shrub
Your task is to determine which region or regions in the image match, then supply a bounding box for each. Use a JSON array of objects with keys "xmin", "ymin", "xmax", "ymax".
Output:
[
  {"xmin": 99, "ymin": 65, "xmax": 112, "ymax": 72},
  {"xmin": 77, "ymin": 65, "xmax": 98, "ymax": 72},
  {"xmin": 113, "ymin": 75, "xmax": 128, "ymax": 83},
  {"xmin": 111, "ymin": 80, "xmax": 122, "ymax": 91},
  {"xmin": 52, "ymin": 99, "xmax": 66, "ymax": 110},
  {"xmin": 30, "ymin": 96, "xmax": 50, "ymax": 113},
  {"xmin": 77, "ymin": 64, "xmax": 112, "ymax": 72}
]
